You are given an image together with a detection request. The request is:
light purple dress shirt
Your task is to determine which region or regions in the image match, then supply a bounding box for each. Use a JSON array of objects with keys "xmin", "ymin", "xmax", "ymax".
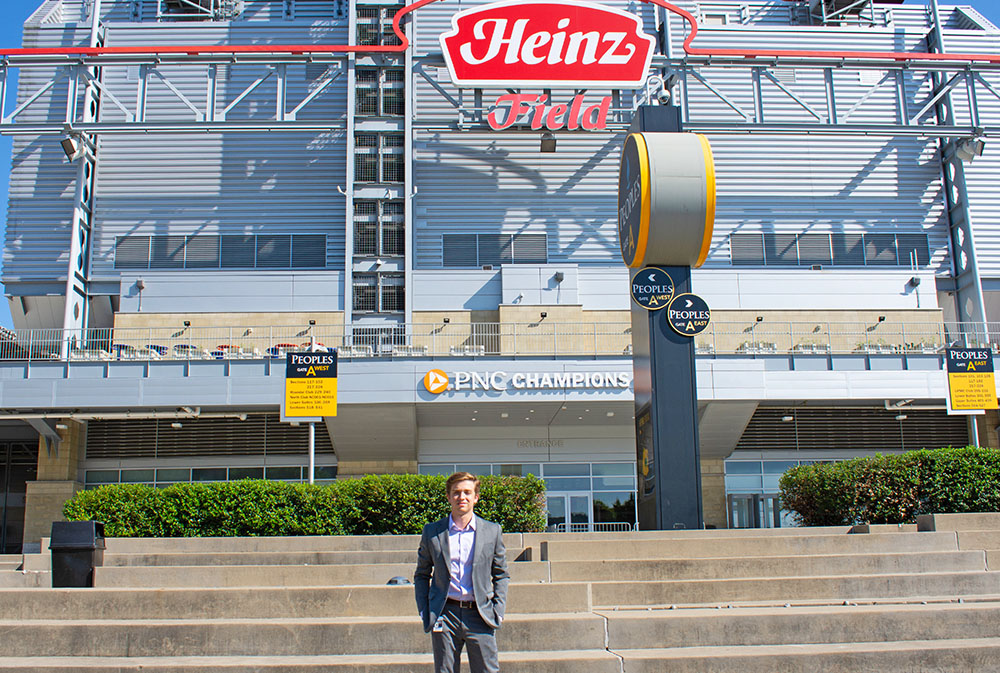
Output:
[{"xmin": 447, "ymin": 514, "xmax": 476, "ymax": 601}]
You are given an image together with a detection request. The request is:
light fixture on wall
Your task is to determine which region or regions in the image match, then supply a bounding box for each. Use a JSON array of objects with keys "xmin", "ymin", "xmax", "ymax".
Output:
[
  {"xmin": 540, "ymin": 312, "xmax": 548, "ymax": 320},
  {"xmin": 170, "ymin": 422, "xmax": 183, "ymax": 429},
  {"xmin": 895, "ymin": 414, "xmax": 908, "ymax": 421},
  {"xmin": 540, "ymin": 132, "xmax": 556, "ymax": 153},
  {"xmin": 878, "ymin": 315, "xmax": 886, "ymax": 323},
  {"xmin": 183, "ymin": 320, "xmax": 191, "ymax": 327},
  {"xmin": 553, "ymin": 271, "xmax": 564, "ymax": 283},
  {"xmin": 955, "ymin": 137, "xmax": 985, "ymax": 162},
  {"xmin": 442, "ymin": 317, "xmax": 450, "ymax": 324},
  {"xmin": 60, "ymin": 132, "xmax": 94, "ymax": 162},
  {"xmin": 781, "ymin": 415, "xmax": 794, "ymax": 422},
  {"xmin": 756, "ymin": 316, "xmax": 764, "ymax": 322}
]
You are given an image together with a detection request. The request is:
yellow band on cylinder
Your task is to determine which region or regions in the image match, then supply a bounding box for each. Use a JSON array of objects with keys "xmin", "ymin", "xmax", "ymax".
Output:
[
  {"xmin": 632, "ymin": 133, "xmax": 651, "ymax": 269},
  {"xmin": 694, "ymin": 134, "xmax": 716, "ymax": 269}
]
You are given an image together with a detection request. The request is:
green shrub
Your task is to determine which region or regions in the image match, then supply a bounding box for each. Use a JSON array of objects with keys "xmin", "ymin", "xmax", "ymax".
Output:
[
  {"xmin": 779, "ymin": 446, "xmax": 1000, "ymax": 526},
  {"xmin": 62, "ymin": 474, "xmax": 546, "ymax": 537}
]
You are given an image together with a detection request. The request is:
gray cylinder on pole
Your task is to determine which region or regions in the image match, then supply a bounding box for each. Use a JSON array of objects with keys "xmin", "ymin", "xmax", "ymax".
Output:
[{"xmin": 618, "ymin": 132, "xmax": 716, "ymax": 268}]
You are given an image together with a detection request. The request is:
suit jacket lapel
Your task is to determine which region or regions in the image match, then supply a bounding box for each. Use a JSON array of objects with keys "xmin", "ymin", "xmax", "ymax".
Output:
[
  {"xmin": 437, "ymin": 517, "xmax": 451, "ymax": 576},
  {"xmin": 471, "ymin": 515, "xmax": 483, "ymax": 567}
]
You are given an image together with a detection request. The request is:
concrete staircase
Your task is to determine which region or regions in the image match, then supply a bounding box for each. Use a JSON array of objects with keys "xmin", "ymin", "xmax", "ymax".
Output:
[{"xmin": 2, "ymin": 514, "xmax": 1000, "ymax": 671}]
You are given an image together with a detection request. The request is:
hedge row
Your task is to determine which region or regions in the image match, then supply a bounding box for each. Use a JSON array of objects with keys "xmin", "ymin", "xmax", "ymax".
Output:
[
  {"xmin": 779, "ymin": 446, "xmax": 1000, "ymax": 526},
  {"xmin": 62, "ymin": 474, "xmax": 547, "ymax": 537}
]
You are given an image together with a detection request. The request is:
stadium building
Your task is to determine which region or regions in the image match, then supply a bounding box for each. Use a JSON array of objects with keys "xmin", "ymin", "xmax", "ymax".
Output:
[{"xmin": 0, "ymin": 0, "xmax": 998, "ymax": 551}]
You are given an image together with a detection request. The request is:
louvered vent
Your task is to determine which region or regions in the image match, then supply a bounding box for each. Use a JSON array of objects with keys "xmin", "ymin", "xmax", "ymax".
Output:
[
  {"xmin": 730, "ymin": 233, "xmax": 927, "ymax": 267},
  {"xmin": 735, "ymin": 407, "xmax": 969, "ymax": 452},
  {"xmin": 86, "ymin": 414, "xmax": 334, "ymax": 459}
]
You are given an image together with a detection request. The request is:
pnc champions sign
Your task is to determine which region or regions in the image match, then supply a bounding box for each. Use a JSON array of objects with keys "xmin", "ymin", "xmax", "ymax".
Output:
[{"xmin": 439, "ymin": 0, "xmax": 655, "ymax": 132}]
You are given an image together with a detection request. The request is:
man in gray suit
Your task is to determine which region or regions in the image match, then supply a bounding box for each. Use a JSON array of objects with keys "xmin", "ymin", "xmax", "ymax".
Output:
[{"xmin": 415, "ymin": 472, "xmax": 510, "ymax": 673}]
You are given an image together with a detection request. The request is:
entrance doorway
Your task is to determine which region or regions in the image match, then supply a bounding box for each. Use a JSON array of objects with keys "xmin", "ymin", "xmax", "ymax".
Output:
[
  {"xmin": 1, "ymin": 442, "xmax": 37, "ymax": 554},
  {"xmin": 546, "ymin": 492, "xmax": 592, "ymax": 532},
  {"xmin": 727, "ymin": 493, "xmax": 783, "ymax": 528}
]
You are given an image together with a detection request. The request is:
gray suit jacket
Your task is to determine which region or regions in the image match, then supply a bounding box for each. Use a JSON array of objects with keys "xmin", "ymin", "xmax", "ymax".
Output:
[{"xmin": 414, "ymin": 515, "xmax": 510, "ymax": 632}]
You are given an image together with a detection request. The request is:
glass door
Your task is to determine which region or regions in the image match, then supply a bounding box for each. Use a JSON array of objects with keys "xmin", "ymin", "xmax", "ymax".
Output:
[
  {"xmin": 546, "ymin": 492, "xmax": 593, "ymax": 532},
  {"xmin": 1, "ymin": 442, "xmax": 36, "ymax": 554},
  {"xmin": 727, "ymin": 493, "xmax": 784, "ymax": 529}
]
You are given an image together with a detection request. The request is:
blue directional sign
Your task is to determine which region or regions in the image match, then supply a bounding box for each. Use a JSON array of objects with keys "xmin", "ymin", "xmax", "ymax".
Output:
[
  {"xmin": 630, "ymin": 267, "xmax": 674, "ymax": 311},
  {"xmin": 667, "ymin": 293, "xmax": 711, "ymax": 336}
]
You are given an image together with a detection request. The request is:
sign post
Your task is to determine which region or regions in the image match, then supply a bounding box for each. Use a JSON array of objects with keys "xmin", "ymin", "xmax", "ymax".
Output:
[
  {"xmin": 619, "ymin": 107, "xmax": 716, "ymax": 530},
  {"xmin": 282, "ymin": 351, "xmax": 338, "ymax": 484}
]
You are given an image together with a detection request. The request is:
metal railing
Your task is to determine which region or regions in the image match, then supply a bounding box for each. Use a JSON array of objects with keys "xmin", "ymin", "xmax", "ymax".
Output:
[
  {"xmin": 0, "ymin": 321, "xmax": 991, "ymax": 363},
  {"xmin": 553, "ymin": 522, "xmax": 636, "ymax": 533}
]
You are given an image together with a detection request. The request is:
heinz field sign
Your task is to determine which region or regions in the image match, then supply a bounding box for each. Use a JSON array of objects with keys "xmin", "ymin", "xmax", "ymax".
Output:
[{"xmin": 440, "ymin": 0, "xmax": 656, "ymax": 89}]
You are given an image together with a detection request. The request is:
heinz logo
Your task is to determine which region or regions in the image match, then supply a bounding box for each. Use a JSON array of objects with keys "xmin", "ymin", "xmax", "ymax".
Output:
[{"xmin": 440, "ymin": 0, "xmax": 656, "ymax": 88}]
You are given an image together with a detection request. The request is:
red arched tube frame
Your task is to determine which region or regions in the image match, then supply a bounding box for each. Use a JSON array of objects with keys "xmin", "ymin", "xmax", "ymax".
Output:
[{"xmin": 0, "ymin": 0, "xmax": 997, "ymax": 64}]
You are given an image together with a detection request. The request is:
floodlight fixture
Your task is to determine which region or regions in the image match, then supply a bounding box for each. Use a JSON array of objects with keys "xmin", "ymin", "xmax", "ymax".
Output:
[
  {"xmin": 540, "ymin": 132, "xmax": 556, "ymax": 153},
  {"xmin": 955, "ymin": 137, "xmax": 985, "ymax": 162},
  {"xmin": 60, "ymin": 132, "xmax": 94, "ymax": 162}
]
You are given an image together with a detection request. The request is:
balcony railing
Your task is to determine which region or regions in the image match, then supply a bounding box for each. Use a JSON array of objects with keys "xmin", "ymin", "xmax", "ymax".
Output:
[{"xmin": 0, "ymin": 322, "xmax": 991, "ymax": 363}]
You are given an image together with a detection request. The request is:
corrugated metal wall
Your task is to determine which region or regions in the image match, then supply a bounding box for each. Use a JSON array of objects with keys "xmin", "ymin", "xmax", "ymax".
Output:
[
  {"xmin": 3, "ymin": 15, "xmax": 350, "ymax": 287},
  {"xmin": 6, "ymin": 0, "xmax": 1000, "ymax": 305},
  {"xmin": 410, "ymin": 0, "xmax": 651, "ymax": 268},
  {"xmin": 2, "ymin": 22, "xmax": 91, "ymax": 285},
  {"xmin": 941, "ymin": 31, "xmax": 1000, "ymax": 277}
]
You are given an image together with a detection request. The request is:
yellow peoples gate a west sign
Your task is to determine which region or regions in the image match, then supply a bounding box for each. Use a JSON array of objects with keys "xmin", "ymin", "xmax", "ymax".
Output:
[{"xmin": 284, "ymin": 352, "xmax": 338, "ymax": 417}]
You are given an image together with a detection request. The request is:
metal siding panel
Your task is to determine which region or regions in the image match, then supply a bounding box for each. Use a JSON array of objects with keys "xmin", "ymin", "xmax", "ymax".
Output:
[
  {"xmin": 943, "ymin": 33, "xmax": 1000, "ymax": 278},
  {"xmin": 703, "ymin": 136, "xmax": 949, "ymax": 274},
  {"xmin": 3, "ymin": 25, "xmax": 92, "ymax": 285},
  {"xmin": 413, "ymin": 131, "xmax": 624, "ymax": 267},
  {"xmin": 90, "ymin": 129, "xmax": 347, "ymax": 280}
]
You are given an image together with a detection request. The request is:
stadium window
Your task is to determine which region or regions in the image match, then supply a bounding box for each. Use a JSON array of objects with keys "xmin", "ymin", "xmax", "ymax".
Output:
[
  {"xmin": 356, "ymin": 67, "xmax": 405, "ymax": 117},
  {"xmin": 354, "ymin": 133, "xmax": 404, "ymax": 183},
  {"xmin": 354, "ymin": 200, "xmax": 405, "ymax": 257},
  {"xmin": 353, "ymin": 272, "xmax": 404, "ymax": 313}
]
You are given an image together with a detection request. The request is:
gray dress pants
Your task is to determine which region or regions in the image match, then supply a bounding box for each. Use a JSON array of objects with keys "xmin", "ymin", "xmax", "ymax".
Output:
[{"xmin": 431, "ymin": 601, "xmax": 500, "ymax": 673}]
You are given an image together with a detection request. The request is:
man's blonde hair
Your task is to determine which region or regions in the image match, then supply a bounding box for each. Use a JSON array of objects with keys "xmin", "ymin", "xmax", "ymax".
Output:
[{"xmin": 446, "ymin": 471, "xmax": 480, "ymax": 495}]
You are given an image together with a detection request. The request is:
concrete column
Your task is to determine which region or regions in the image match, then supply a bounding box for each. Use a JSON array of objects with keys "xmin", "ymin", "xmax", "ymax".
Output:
[
  {"xmin": 23, "ymin": 420, "xmax": 85, "ymax": 547},
  {"xmin": 975, "ymin": 410, "xmax": 999, "ymax": 449},
  {"xmin": 335, "ymin": 460, "xmax": 417, "ymax": 480},
  {"xmin": 700, "ymin": 458, "xmax": 727, "ymax": 529}
]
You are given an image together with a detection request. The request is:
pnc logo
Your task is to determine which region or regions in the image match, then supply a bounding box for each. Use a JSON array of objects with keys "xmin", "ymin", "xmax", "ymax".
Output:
[{"xmin": 424, "ymin": 369, "xmax": 450, "ymax": 394}]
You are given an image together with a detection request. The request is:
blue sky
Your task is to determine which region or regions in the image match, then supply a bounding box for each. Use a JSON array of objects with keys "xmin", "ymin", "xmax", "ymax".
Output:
[{"xmin": 1, "ymin": 0, "xmax": 1000, "ymax": 330}]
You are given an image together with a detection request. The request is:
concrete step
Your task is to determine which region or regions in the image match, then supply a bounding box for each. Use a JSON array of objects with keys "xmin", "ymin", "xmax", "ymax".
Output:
[
  {"xmin": 97, "ymin": 527, "xmax": 871, "ymax": 557},
  {"xmin": 590, "ymin": 571, "xmax": 1000, "ymax": 607},
  {"xmin": 614, "ymin": 638, "xmax": 1000, "ymax": 672},
  {"xmin": 0, "ymin": 583, "xmax": 590, "ymax": 620},
  {"xmin": 522, "ymin": 526, "xmax": 856, "ymax": 543},
  {"xmin": 0, "ymin": 650, "xmax": 622, "ymax": 673},
  {"xmin": 93, "ymin": 560, "xmax": 549, "ymax": 588},
  {"xmin": 0, "ymin": 554, "xmax": 21, "ymax": 567},
  {"xmin": 959, "ymin": 530, "xmax": 1000, "ymax": 551},
  {"xmin": 103, "ymin": 548, "xmax": 527, "ymax": 567},
  {"xmin": 0, "ymin": 614, "xmax": 607, "ymax": 657},
  {"xmin": 599, "ymin": 602, "xmax": 1000, "ymax": 649},
  {"xmin": 549, "ymin": 550, "xmax": 986, "ymax": 582},
  {"xmin": 918, "ymin": 513, "xmax": 1000, "ymax": 532},
  {"xmin": 104, "ymin": 535, "xmax": 425, "ymax": 553},
  {"xmin": 540, "ymin": 531, "xmax": 959, "ymax": 561},
  {"xmin": 1, "ymin": 640, "xmax": 997, "ymax": 673},
  {"xmin": 0, "ymin": 570, "xmax": 49, "ymax": 588}
]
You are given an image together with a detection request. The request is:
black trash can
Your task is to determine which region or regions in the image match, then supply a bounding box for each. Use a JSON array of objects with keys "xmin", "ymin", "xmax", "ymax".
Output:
[{"xmin": 50, "ymin": 521, "xmax": 105, "ymax": 588}]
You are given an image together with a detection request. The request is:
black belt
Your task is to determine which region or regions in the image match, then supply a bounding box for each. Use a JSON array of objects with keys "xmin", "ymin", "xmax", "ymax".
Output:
[{"xmin": 447, "ymin": 598, "xmax": 475, "ymax": 609}]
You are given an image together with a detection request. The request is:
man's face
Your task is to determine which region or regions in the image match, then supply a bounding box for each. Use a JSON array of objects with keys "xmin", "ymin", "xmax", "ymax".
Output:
[{"xmin": 448, "ymin": 479, "xmax": 479, "ymax": 518}]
